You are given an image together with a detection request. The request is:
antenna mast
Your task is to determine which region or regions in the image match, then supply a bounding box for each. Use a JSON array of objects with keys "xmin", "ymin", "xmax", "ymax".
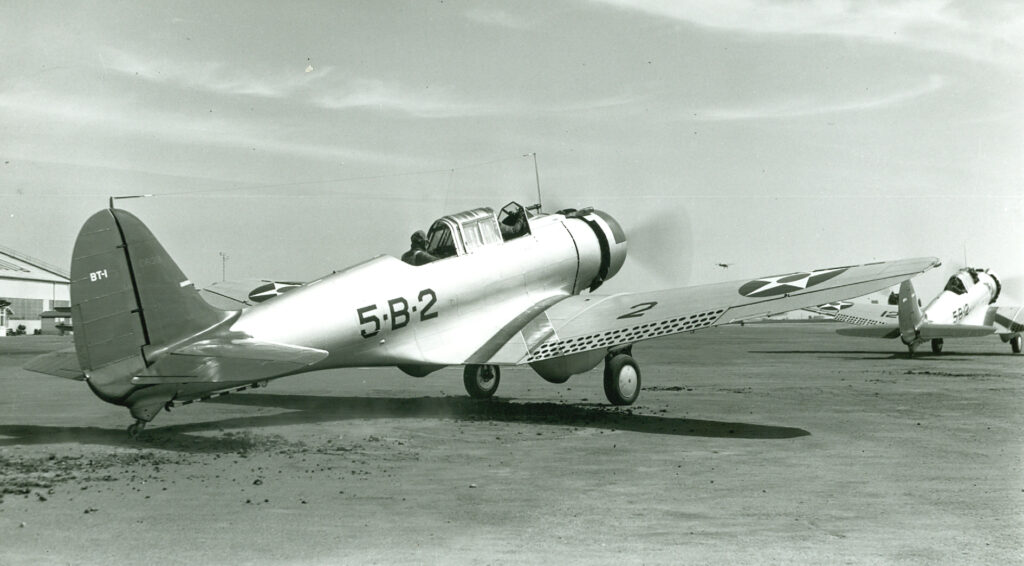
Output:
[
  {"xmin": 108, "ymin": 194, "xmax": 154, "ymax": 209},
  {"xmin": 524, "ymin": 152, "xmax": 542, "ymax": 212}
]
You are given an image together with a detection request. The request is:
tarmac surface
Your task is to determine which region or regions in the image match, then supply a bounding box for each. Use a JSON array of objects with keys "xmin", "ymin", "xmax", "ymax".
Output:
[{"xmin": 0, "ymin": 324, "xmax": 1021, "ymax": 565}]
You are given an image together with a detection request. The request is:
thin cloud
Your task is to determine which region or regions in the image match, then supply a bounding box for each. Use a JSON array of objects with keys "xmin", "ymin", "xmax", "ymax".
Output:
[
  {"xmin": 0, "ymin": 86, "xmax": 397, "ymax": 164},
  {"xmin": 465, "ymin": 7, "xmax": 531, "ymax": 29},
  {"xmin": 590, "ymin": 0, "xmax": 1023, "ymax": 66},
  {"xmin": 99, "ymin": 50, "xmax": 647, "ymax": 120},
  {"xmin": 313, "ymin": 79, "xmax": 502, "ymax": 118},
  {"xmin": 101, "ymin": 48, "xmax": 331, "ymax": 99},
  {"xmin": 689, "ymin": 75, "xmax": 946, "ymax": 121}
]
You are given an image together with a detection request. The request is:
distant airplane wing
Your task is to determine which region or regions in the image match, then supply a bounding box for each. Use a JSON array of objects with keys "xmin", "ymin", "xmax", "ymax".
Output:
[
  {"xmin": 988, "ymin": 305, "xmax": 1024, "ymax": 334},
  {"xmin": 836, "ymin": 323, "xmax": 995, "ymax": 340},
  {"xmin": 836, "ymin": 326, "xmax": 901, "ymax": 339},
  {"xmin": 485, "ymin": 257, "xmax": 939, "ymax": 364},
  {"xmin": 201, "ymin": 279, "xmax": 304, "ymax": 309},
  {"xmin": 805, "ymin": 300, "xmax": 898, "ymax": 326}
]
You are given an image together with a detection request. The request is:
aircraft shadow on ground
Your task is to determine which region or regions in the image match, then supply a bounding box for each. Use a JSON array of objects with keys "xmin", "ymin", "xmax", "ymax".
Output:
[{"xmin": 0, "ymin": 394, "xmax": 808, "ymax": 452}]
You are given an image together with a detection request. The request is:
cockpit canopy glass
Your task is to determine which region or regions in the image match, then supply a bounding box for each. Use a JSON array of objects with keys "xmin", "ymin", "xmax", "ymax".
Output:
[
  {"xmin": 426, "ymin": 221, "xmax": 457, "ymax": 259},
  {"xmin": 944, "ymin": 274, "xmax": 968, "ymax": 295},
  {"xmin": 497, "ymin": 201, "xmax": 530, "ymax": 241}
]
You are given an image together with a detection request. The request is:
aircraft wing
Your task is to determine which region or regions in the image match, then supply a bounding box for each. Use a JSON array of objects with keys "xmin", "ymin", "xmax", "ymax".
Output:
[
  {"xmin": 804, "ymin": 300, "xmax": 898, "ymax": 327},
  {"xmin": 836, "ymin": 323, "xmax": 994, "ymax": 340},
  {"xmin": 988, "ymin": 305, "xmax": 1024, "ymax": 334},
  {"xmin": 486, "ymin": 257, "xmax": 939, "ymax": 364}
]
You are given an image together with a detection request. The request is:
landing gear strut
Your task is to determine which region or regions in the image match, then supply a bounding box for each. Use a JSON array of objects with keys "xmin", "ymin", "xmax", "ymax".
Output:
[
  {"xmin": 127, "ymin": 420, "xmax": 146, "ymax": 439},
  {"xmin": 931, "ymin": 338, "xmax": 943, "ymax": 354},
  {"xmin": 464, "ymin": 364, "xmax": 500, "ymax": 399},
  {"xmin": 905, "ymin": 344, "xmax": 918, "ymax": 358},
  {"xmin": 604, "ymin": 351, "xmax": 641, "ymax": 405}
]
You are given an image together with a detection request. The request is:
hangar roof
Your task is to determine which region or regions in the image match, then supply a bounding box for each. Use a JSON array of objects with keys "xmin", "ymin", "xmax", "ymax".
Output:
[{"xmin": 0, "ymin": 245, "xmax": 69, "ymax": 284}]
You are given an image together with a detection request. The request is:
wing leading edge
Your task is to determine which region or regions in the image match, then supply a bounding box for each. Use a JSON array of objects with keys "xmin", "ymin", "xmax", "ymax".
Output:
[{"xmin": 486, "ymin": 257, "xmax": 940, "ymax": 365}]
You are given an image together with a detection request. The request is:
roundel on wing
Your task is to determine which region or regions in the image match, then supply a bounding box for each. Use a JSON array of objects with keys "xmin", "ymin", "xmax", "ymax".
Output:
[
  {"xmin": 815, "ymin": 300, "xmax": 854, "ymax": 312},
  {"xmin": 248, "ymin": 281, "xmax": 302, "ymax": 303},
  {"xmin": 738, "ymin": 267, "xmax": 851, "ymax": 298}
]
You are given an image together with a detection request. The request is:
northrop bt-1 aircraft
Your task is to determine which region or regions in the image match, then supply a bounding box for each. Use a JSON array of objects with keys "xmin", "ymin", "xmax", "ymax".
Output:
[
  {"xmin": 27, "ymin": 202, "xmax": 940, "ymax": 436},
  {"xmin": 808, "ymin": 267, "xmax": 1024, "ymax": 356}
]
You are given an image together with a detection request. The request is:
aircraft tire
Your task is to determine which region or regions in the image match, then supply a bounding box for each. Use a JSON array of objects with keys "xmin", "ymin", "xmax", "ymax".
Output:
[
  {"xmin": 1011, "ymin": 335, "xmax": 1022, "ymax": 354},
  {"xmin": 931, "ymin": 338, "xmax": 943, "ymax": 354},
  {"xmin": 604, "ymin": 354, "xmax": 641, "ymax": 406},
  {"xmin": 127, "ymin": 420, "xmax": 146, "ymax": 439},
  {"xmin": 464, "ymin": 365, "xmax": 500, "ymax": 399}
]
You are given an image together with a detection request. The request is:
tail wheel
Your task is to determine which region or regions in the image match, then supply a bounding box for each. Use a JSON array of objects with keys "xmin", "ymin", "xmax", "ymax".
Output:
[
  {"xmin": 604, "ymin": 354, "xmax": 641, "ymax": 406},
  {"xmin": 464, "ymin": 365, "xmax": 500, "ymax": 399},
  {"xmin": 931, "ymin": 338, "xmax": 943, "ymax": 354},
  {"xmin": 1012, "ymin": 335, "xmax": 1022, "ymax": 354}
]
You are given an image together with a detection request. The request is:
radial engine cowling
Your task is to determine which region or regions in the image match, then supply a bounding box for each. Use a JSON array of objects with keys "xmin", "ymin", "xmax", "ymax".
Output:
[{"xmin": 560, "ymin": 208, "xmax": 628, "ymax": 293}]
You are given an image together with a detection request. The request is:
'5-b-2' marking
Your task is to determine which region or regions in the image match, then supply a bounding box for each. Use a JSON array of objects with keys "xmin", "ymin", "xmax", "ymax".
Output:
[{"xmin": 357, "ymin": 288, "xmax": 438, "ymax": 338}]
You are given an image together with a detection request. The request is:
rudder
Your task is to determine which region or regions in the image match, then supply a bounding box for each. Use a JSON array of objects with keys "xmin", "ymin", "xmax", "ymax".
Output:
[
  {"xmin": 897, "ymin": 279, "xmax": 924, "ymax": 344},
  {"xmin": 71, "ymin": 208, "xmax": 227, "ymax": 406}
]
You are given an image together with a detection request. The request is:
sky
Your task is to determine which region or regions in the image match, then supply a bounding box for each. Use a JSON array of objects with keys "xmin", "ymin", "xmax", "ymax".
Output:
[{"xmin": 0, "ymin": 0, "xmax": 1021, "ymax": 301}]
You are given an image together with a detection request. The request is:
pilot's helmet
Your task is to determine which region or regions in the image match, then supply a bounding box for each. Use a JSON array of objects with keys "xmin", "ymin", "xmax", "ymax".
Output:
[{"xmin": 411, "ymin": 230, "xmax": 427, "ymax": 246}]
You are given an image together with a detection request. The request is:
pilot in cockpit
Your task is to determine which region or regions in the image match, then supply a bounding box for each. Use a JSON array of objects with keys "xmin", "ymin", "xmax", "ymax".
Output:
[
  {"xmin": 401, "ymin": 230, "xmax": 438, "ymax": 266},
  {"xmin": 498, "ymin": 202, "xmax": 529, "ymax": 241}
]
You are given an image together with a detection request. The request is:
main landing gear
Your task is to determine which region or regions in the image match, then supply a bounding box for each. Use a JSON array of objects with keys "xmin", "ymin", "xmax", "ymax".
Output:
[
  {"xmin": 127, "ymin": 419, "xmax": 147, "ymax": 439},
  {"xmin": 604, "ymin": 348, "xmax": 641, "ymax": 405},
  {"xmin": 931, "ymin": 338, "xmax": 943, "ymax": 354},
  {"xmin": 1011, "ymin": 335, "xmax": 1022, "ymax": 354},
  {"xmin": 464, "ymin": 364, "xmax": 500, "ymax": 399}
]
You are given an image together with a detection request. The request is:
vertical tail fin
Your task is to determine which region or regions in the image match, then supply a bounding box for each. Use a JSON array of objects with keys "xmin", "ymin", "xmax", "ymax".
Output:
[
  {"xmin": 71, "ymin": 208, "xmax": 228, "ymax": 412},
  {"xmin": 897, "ymin": 279, "xmax": 924, "ymax": 344}
]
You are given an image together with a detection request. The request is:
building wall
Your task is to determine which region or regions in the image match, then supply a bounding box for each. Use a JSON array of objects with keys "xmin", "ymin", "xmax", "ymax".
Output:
[{"xmin": 0, "ymin": 278, "xmax": 70, "ymax": 334}]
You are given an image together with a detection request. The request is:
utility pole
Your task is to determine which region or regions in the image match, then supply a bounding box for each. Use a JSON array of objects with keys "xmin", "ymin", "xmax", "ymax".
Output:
[{"xmin": 219, "ymin": 252, "xmax": 229, "ymax": 282}]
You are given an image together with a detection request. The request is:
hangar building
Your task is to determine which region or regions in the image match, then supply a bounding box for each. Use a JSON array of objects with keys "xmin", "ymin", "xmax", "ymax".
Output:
[{"xmin": 0, "ymin": 245, "xmax": 70, "ymax": 335}]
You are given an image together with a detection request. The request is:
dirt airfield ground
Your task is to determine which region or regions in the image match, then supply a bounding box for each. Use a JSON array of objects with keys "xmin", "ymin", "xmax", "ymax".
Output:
[{"xmin": 0, "ymin": 324, "xmax": 1021, "ymax": 565}]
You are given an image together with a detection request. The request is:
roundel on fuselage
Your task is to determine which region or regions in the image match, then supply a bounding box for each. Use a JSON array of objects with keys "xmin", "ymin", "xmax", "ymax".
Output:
[{"xmin": 248, "ymin": 281, "xmax": 302, "ymax": 303}]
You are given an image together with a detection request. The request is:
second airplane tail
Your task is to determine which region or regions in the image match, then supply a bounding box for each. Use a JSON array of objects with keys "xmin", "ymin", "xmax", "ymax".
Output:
[{"xmin": 897, "ymin": 279, "xmax": 924, "ymax": 344}]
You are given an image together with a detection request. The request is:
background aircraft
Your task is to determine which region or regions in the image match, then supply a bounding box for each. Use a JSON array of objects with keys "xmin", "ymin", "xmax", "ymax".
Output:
[
  {"xmin": 27, "ymin": 203, "xmax": 939, "ymax": 436},
  {"xmin": 807, "ymin": 267, "xmax": 1024, "ymax": 356}
]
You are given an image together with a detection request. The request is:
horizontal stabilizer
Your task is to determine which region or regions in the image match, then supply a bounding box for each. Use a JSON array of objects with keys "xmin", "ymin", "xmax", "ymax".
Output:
[
  {"xmin": 24, "ymin": 349, "xmax": 86, "ymax": 380},
  {"xmin": 131, "ymin": 339, "xmax": 328, "ymax": 385},
  {"xmin": 836, "ymin": 326, "xmax": 901, "ymax": 339},
  {"xmin": 916, "ymin": 324, "xmax": 995, "ymax": 340},
  {"xmin": 173, "ymin": 338, "xmax": 328, "ymax": 364}
]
